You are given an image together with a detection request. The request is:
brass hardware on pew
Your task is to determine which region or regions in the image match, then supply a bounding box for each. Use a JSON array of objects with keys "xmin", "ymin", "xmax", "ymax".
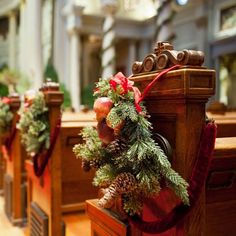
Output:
[{"xmin": 154, "ymin": 133, "xmax": 172, "ymax": 162}]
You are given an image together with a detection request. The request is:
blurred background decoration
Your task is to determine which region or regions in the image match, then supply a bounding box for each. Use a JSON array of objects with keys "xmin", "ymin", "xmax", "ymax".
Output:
[
  {"xmin": 0, "ymin": 0, "xmax": 235, "ymax": 111},
  {"xmin": 0, "ymin": 66, "xmax": 30, "ymax": 96}
]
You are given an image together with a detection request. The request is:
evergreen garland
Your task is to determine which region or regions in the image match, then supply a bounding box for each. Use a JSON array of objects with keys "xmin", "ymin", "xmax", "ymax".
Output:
[
  {"xmin": 73, "ymin": 73, "xmax": 189, "ymax": 216},
  {"xmin": 17, "ymin": 92, "xmax": 50, "ymax": 155},
  {"xmin": 0, "ymin": 98, "xmax": 13, "ymax": 134}
]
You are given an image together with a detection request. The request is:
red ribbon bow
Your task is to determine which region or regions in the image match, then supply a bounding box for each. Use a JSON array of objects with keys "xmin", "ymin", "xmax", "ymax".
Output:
[
  {"xmin": 110, "ymin": 65, "xmax": 180, "ymax": 113},
  {"xmin": 110, "ymin": 72, "xmax": 142, "ymax": 112},
  {"xmin": 2, "ymin": 97, "xmax": 11, "ymax": 104}
]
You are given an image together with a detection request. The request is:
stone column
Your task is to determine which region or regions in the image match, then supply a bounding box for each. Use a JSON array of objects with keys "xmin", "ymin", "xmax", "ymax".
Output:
[
  {"xmin": 155, "ymin": 0, "xmax": 175, "ymax": 42},
  {"xmin": 138, "ymin": 39, "xmax": 151, "ymax": 61},
  {"xmin": 127, "ymin": 40, "xmax": 136, "ymax": 75},
  {"xmin": 53, "ymin": 0, "xmax": 67, "ymax": 85},
  {"xmin": 101, "ymin": 0, "xmax": 118, "ymax": 78},
  {"xmin": 19, "ymin": 0, "xmax": 27, "ymax": 73},
  {"xmin": 26, "ymin": 0, "xmax": 43, "ymax": 89},
  {"xmin": 63, "ymin": 2, "xmax": 84, "ymax": 111},
  {"xmin": 8, "ymin": 10, "xmax": 17, "ymax": 69},
  {"xmin": 69, "ymin": 30, "xmax": 82, "ymax": 111}
]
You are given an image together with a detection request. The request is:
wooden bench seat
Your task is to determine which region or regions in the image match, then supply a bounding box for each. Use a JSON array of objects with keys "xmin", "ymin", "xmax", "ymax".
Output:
[{"xmin": 62, "ymin": 111, "xmax": 95, "ymax": 123}]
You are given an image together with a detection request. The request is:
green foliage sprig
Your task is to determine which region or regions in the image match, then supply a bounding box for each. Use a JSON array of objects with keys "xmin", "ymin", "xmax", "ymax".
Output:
[
  {"xmin": 17, "ymin": 92, "xmax": 50, "ymax": 155},
  {"xmin": 0, "ymin": 99, "xmax": 13, "ymax": 134},
  {"xmin": 73, "ymin": 75, "xmax": 189, "ymax": 216}
]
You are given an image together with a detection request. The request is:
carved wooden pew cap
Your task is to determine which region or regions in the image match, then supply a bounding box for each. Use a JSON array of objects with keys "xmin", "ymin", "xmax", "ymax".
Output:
[{"xmin": 132, "ymin": 41, "xmax": 205, "ymax": 74}]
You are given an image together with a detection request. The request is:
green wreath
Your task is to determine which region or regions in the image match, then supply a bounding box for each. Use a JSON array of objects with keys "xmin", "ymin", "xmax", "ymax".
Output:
[
  {"xmin": 17, "ymin": 92, "xmax": 50, "ymax": 155},
  {"xmin": 0, "ymin": 98, "xmax": 13, "ymax": 134},
  {"xmin": 73, "ymin": 72, "xmax": 189, "ymax": 216}
]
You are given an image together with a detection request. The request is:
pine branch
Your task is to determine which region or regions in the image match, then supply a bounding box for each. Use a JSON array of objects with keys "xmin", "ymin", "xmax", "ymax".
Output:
[
  {"xmin": 0, "ymin": 101, "xmax": 13, "ymax": 134},
  {"xmin": 17, "ymin": 92, "xmax": 50, "ymax": 155},
  {"xmin": 73, "ymin": 127, "xmax": 103, "ymax": 161},
  {"xmin": 93, "ymin": 164, "xmax": 117, "ymax": 187}
]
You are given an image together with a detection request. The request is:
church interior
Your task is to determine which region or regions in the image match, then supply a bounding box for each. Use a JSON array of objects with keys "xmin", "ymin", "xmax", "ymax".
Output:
[{"xmin": 0, "ymin": 0, "xmax": 236, "ymax": 235}]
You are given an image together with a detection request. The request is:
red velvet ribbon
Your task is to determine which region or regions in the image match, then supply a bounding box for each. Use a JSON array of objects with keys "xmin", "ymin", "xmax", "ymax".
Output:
[
  {"xmin": 33, "ymin": 116, "xmax": 61, "ymax": 177},
  {"xmin": 3, "ymin": 114, "xmax": 20, "ymax": 161},
  {"xmin": 3, "ymin": 127, "xmax": 17, "ymax": 161},
  {"xmin": 128, "ymin": 120, "xmax": 217, "ymax": 233}
]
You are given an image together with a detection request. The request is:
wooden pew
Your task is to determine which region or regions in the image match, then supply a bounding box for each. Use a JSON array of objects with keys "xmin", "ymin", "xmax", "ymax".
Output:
[
  {"xmin": 0, "ymin": 95, "xmax": 95, "ymax": 226},
  {"xmin": 207, "ymin": 111, "xmax": 236, "ymax": 137},
  {"xmin": 1, "ymin": 94, "xmax": 28, "ymax": 225},
  {"xmin": 25, "ymin": 82, "xmax": 98, "ymax": 236},
  {"xmin": 86, "ymin": 43, "xmax": 215, "ymax": 235},
  {"xmin": 206, "ymin": 137, "xmax": 236, "ymax": 236}
]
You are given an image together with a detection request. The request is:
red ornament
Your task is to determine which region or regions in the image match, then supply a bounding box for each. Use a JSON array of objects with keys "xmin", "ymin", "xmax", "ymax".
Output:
[
  {"xmin": 93, "ymin": 97, "xmax": 113, "ymax": 122},
  {"xmin": 97, "ymin": 119, "xmax": 115, "ymax": 144}
]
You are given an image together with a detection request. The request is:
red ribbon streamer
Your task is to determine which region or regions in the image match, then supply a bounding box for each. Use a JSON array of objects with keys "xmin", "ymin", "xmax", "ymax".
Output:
[
  {"xmin": 135, "ymin": 65, "xmax": 181, "ymax": 112},
  {"xmin": 33, "ymin": 116, "xmax": 61, "ymax": 177}
]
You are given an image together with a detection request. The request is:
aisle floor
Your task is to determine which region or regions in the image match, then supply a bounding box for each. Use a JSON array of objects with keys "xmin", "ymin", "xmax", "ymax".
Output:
[
  {"xmin": 0, "ymin": 195, "xmax": 91, "ymax": 236},
  {"xmin": 0, "ymin": 196, "xmax": 26, "ymax": 236}
]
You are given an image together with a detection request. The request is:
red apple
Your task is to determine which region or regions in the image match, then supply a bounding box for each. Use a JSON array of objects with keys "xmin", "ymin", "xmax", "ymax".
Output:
[
  {"xmin": 93, "ymin": 97, "xmax": 113, "ymax": 122},
  {"xmin": 97, "ymin": 119, "xmax": 115, "ymax": 144}
]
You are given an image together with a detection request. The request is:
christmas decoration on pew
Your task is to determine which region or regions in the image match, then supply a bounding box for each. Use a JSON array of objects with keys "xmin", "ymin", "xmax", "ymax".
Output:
[
  {"xmin": 0, "ymin": 97, "xmax": 13, "ymax": 134},
  {"xmin": 73, "ymin": 70, "xmax": 189, "ymax": 216},
  {"xmin": 17, "ymin": 91, "xmax": 50, "ymax": 155}
]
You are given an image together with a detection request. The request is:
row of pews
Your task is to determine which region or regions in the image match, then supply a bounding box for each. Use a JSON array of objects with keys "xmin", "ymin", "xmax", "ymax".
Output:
[
  {"xmin": 0, "ymin": 68, "xmax": 236, "ymax": 236},
  {"xmin": 206, "ymin": 111, "xmax": 236, "ymax": 236},
  {"xmin": 0, "ymin": 81, "xmax": 98, "ymax": 236}
]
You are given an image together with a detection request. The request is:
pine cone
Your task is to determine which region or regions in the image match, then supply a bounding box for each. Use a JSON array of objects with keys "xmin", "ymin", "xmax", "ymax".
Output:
[
  {"xmin": 98, "ymin": 172, "xmax": 137, "ymax": 208},
  {"xmin": 115, "ymin": 172, "xmax": 137, "ymax": 193},
  {"xmin": 81, "ymin": 159, "xmax": 91, "ymax": 172},
  {"xmin": 106, "ymin": 138, "xmax": 128, "ymax": 155},
  {"xmin": 89, "ymin": 159, "xmax": 103, "ymax": 169}
]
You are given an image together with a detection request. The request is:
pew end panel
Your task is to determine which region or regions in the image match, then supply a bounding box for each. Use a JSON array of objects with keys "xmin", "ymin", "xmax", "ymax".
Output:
[
  {"xmin": 2, "ymin": 94, "xmax": 28, "ymax": 226},
  {"xmin": 131, "ymin": 67, "xmax": 215, "ymax": 236},
  {"xmin": 25, "ymin": 85, "xmax": 99, "ymax": 236}
]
